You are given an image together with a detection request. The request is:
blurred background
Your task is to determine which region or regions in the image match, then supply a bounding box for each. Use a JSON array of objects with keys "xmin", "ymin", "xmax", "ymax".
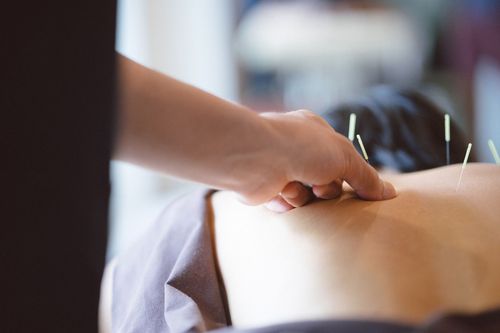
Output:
[{"xmin": 109, "ymin": 0, "xmax": 500, "ymax": 258}]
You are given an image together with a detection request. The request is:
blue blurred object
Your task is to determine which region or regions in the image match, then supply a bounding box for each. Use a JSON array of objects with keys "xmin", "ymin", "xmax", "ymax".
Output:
[{"xmin": 460, "ymin": 0, "xmax": 500, "ymax": 15}]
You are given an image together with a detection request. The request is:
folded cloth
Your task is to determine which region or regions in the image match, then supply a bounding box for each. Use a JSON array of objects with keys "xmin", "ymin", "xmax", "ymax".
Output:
[
  {"xmin": 111, "ymin": 190, "xmax": 500, "ymax": 333},
  {"xmin": 112, "ymin": 190, "xmax": 227, "ymax": 333}
]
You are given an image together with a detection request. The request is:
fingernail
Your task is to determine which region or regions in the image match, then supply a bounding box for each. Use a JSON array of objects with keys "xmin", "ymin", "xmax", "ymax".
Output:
[
  {"xmin": 265, "ymin": 200, "xmax": 292, "ymax": 213},
  {"xmin": 382, "ymin": 181, "xmax": 397, "ymax": 199}
]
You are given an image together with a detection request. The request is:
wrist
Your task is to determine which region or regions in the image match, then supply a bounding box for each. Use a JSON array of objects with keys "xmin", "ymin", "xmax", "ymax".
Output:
[
  {"xmin": 224, "ymin": 112, "xmax": 291, "ymax": 205},
  {"xmin": 257, "ymin": 112, "xmax": 294, "ymax": 182}
]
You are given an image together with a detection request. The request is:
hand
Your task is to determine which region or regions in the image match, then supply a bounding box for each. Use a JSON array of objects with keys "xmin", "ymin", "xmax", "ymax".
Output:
[
  {"xmin": 236, "ymin": 110, "xmax": 397, "ymax": 212},
  {"xmin": 115, "ymin": 56, "xmax": 395, "ymax": 209}
]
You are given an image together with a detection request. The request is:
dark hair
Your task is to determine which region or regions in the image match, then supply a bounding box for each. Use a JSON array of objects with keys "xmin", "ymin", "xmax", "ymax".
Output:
[{"xmin": 322, "ymin": 86, "xmax": 470, "ymax": 172}]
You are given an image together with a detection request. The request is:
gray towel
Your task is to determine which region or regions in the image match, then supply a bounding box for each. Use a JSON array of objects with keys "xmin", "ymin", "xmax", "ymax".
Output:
[{"xmin": 112, "ymin": 190, "xmax": 227, "ymax": 333}]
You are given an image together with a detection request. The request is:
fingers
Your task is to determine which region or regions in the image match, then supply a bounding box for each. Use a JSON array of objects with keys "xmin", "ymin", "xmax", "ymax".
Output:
[
  {"xmin": 341, "ymin": 141, "xmax": 397, "ymax": 200},
  {"xmin": 267, "ymin": 180, "xmax": 342, "ymax": 213},
  {"xmin": 265, "ymin": 195, "xmax": 294, "ymax": 213},
  {"xmin": 265, "ymin": 142, "xmax": 397, "ymax": 213},
  {"xmin": 280, "ymin": 181, "xmax": 314, "ymax": 207},
  {"xmin": 266, "ymin": 181, "xmax": 314, "ymax": 213},
  {"xmin": 312, "ymin": 179, "xmax": 343, "ymax": 199}
]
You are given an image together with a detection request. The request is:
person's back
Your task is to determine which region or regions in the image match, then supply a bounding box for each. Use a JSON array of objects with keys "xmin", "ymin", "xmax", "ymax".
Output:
[{"xmin": 212, "ymin": 163, "xmax": 500, "ymax": 328}]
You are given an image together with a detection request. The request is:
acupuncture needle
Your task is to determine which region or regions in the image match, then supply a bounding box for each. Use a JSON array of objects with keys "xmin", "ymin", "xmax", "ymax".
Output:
[
  {"xmin": 445, "ymin": 114, "xmax": 450, "ymax": 165},
  {"xmin": 488, "ymin": 139, "xmax": 500, "ymax": 165},
  {"xmin": 356, "ymin": 134, "xmax": 369, "ymax": 161},
  {"xmin": 456, "ymin": 143, "xmax": 472, "ymax": 191},
  {"xmin": 348, "ymin": 113, "xmax": 357, "ymax": 141}
]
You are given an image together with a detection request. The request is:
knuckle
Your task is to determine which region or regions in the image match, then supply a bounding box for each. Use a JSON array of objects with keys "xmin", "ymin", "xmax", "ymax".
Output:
[{"xmin": 290, "ymin": 109, "xmax": 314, "ymax": 119}]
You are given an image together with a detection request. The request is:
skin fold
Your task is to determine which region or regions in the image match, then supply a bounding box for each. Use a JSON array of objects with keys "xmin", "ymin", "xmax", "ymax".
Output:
[{"xmin": 211, "ymin": 163, "xmax": 500, "ymax": 328}]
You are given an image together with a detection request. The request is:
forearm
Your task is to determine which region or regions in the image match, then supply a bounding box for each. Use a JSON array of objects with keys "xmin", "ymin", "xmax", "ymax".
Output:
[
  {"xmin": 114, "ymin": 54, "xmax": 396, "ymax": 207},
  {"xmin": 114, "ymin": 55, "xmax": 286, "ymax": 197}
]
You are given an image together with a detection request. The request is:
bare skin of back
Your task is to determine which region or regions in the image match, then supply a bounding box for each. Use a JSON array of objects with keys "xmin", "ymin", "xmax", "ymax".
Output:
[{"xmin": 211, "ymin": 163, "xmax": 500, "ymax": 329}]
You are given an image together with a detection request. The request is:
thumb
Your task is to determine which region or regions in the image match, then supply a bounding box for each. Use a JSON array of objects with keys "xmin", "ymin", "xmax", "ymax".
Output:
[{"xmin": 341, "ymin": 144, "xmax": 397, "ymax": 200}]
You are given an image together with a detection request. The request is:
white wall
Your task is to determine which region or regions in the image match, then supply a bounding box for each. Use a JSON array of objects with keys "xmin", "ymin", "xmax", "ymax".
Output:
[{"xmin": 108, "ymin": 0, "xmax": 237, "ymax": 259}]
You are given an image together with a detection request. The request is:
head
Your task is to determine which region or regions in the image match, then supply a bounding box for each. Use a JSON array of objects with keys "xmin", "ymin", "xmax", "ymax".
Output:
[{"xmin": 323, "ymin": 86, "xmax": 470, "ymax": 173}]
